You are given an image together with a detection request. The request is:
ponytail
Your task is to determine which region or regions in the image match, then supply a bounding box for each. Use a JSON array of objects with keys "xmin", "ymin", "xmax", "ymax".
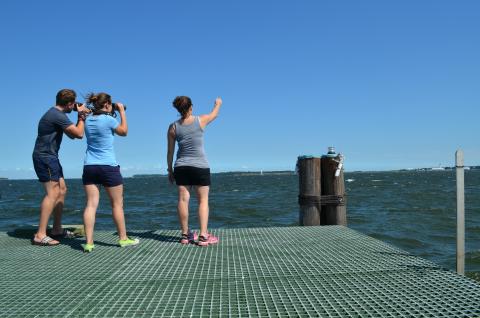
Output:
[{"xmin": 86, "ymin": 92, "xmax": 112, "ymax": 115}]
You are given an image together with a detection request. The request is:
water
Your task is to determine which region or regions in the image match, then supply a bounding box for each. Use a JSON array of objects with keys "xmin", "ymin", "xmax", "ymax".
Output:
[{"xmin": 0, "ymin": 170, "xmax": 479, "ymax": 281}]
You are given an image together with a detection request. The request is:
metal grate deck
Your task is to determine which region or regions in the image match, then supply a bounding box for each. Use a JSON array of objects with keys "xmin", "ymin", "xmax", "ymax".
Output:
[{"xmin": 0, "ymin": 226, "xmax": 479, "ymax": 317}]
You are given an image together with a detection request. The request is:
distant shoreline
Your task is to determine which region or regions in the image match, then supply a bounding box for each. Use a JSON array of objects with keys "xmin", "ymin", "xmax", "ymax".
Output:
[
  {"xmin": 132, "ymin": 171, "xmax": 296, "ymax": 178},
  {"xmin": 132, "ymin": 166, "xmax": 480, "ymax": 178},
  {"xmin": 1, "ymin": 167, "xmax": 479, "ymax": 181}
]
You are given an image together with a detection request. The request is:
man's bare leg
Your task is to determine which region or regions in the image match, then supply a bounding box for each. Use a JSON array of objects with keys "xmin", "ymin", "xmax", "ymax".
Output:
[
  {"xmin": 51, "ymin": 178, "xmax": 67, "ymax": 235},
  {"xmin": 34, "ymin": 181, "xmax": 61, "ymax": 244}
]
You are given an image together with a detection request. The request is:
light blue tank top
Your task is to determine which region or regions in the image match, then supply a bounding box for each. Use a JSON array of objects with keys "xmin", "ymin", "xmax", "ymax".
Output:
[
  {"xmin": 174, "ymin": 116, "xmax": 209, "ymax": 168},
  {"xmin": 84, "ymin": 115, "xmax": 119, "ymax": 166}
]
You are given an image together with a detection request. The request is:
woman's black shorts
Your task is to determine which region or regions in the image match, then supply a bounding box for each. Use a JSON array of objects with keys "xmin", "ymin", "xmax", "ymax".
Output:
[
  {"xmin": 82, "ymin": 165, "xmax": 123, "ymax": 187},
  {"xmin": 174, "ymin": 166, "xmax": 211, "ymax": 186}
]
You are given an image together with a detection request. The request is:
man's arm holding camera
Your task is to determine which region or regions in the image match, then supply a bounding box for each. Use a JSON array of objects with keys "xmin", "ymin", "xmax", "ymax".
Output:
[{"xmin": 64, "ymin": 108, "xmax": 87, "ymax": 139}]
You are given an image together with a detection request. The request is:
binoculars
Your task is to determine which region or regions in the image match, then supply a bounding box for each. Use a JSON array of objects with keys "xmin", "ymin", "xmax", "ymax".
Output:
[
  {"xmin": 112, "ymin": 103, "xmax": 127, "ymax": 112},
  {"xmin": 73, "ymin": 102, "xmax": 127, "ymax": 112}
]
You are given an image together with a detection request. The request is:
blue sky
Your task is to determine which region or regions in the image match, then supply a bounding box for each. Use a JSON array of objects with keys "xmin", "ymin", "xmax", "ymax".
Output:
[{"xmin": 0, "ymin": 1, "xmax": 479, "ymax": 179}]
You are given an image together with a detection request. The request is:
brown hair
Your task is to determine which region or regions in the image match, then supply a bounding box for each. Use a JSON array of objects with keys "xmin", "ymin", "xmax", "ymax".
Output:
[
  {"xmin": 56, "ymin": 89, "xmax": 76, "ymax": 106},
  {"xmin": 86, "ymin": 92, "xmax": 112, "ymax": 111},
  {"xmin": 172, "ymin": 96, "xmax": 192, "ymax": 119}
]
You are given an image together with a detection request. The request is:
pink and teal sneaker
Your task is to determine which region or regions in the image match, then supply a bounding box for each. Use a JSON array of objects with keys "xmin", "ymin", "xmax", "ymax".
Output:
[{"xmin": 197, "ymin": 233, "xmax": 219, "ymax": 247}]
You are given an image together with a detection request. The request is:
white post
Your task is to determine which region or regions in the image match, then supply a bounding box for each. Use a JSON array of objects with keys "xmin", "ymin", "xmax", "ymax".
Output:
[{"xmin": 455, "ymin": 149, "xmax": 465, "ymax": 275}]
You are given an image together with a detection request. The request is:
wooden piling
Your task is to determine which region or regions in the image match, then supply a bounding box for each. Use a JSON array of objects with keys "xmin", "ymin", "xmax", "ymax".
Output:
[
  {"xmin": 297, "ymin": 157, "xmax": 321, "ymax": 226},
  {"xmin": 321, "ymin": 155, "xmax": 347, "ymax": 226}
]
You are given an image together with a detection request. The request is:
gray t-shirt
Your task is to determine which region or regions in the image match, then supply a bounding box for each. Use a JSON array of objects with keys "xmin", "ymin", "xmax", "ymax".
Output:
[{"xmin": 32, "ymin": 107, "xmax": 73, "ymax": 158}]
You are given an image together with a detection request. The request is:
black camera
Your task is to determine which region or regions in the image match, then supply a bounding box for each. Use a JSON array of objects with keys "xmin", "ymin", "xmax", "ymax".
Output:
[{"xmin": 73, "ymin": 102, "xmax": 83, "ymax": 112}]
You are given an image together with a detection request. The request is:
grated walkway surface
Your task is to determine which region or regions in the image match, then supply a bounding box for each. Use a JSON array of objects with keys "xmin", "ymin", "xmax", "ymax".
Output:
[{"xmin": 1, "ymin": 226, "xmax": 479, "ymax": 317}]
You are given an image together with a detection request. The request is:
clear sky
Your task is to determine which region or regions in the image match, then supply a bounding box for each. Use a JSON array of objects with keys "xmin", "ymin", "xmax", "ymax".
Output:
[{"xmin": 0, "ymin": 0, "xmax": 479, "ymax": 179}]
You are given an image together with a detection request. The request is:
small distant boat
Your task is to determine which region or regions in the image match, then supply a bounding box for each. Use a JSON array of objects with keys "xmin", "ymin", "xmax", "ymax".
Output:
[
  {"xmin": 346, "ymin": 179, "xmax": 355, "ymax": 182},
  {"xmin": 431, "ymin": 167, "xmax": 445, "ymax": 171}
]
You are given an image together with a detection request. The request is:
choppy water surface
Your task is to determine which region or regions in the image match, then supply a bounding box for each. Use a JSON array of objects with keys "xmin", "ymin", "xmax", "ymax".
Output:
[{"xmin": 0, "ymin": 171, "xmax": 479, "ymax": 280}]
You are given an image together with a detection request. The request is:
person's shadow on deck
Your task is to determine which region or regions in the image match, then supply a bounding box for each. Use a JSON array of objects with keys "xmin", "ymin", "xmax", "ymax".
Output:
[
  {"xmin": 6, "ymin": 228, "xmax": 179, "ymax": 252},
  {"xmin": 128, "ymin": 230, "xmax": 178, "ymax": 243},
  {"xmin": 7, "ymin": 227, "xmax": 119, "ymax": 251}
]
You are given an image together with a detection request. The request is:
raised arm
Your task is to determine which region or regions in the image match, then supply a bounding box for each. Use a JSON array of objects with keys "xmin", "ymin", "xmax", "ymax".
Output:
[
  {"xmin": 199, "ymin": 97, "xmax": 222, "ymax": 129},
  {"xmin": 167, "ymin": 123, "xmax": 176, "ymax": 184},
  {"xmin": 114, "ymin": 103, "xmax": 128, "ymax": 136}
]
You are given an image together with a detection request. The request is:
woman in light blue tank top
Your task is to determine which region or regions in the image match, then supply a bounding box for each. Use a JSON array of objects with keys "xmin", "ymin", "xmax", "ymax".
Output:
[{"xmin": 167, "ymin": 96, "xmax": 223, "ymax": 246}]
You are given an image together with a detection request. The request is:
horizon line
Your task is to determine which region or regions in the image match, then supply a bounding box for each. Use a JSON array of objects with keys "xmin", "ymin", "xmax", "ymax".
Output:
[{"xmin": 1, "ymin": 167, "xmax": 478, "ymax": 181}]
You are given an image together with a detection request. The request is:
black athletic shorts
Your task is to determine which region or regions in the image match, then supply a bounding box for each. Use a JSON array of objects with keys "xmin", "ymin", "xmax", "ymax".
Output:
[
  {"xmin": 174, "ymin": 166, "xmax": 211, "ymax": 186},
  {"xmin": 82, "ymin": 165, "xmax": 123, "ymax": 187}
]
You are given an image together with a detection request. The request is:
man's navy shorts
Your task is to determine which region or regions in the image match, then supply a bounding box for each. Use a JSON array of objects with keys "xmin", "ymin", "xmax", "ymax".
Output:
[
  {"xmin": 174, "ymin": 166, "xmax": 211, "ymax": 186},
  {"xmin": 33, "ymin": 156, "xmax": 64, "ymax": 182},
  {"xmin": 82, "ymin": 165, "xmax": 123, "ymax": 187}
]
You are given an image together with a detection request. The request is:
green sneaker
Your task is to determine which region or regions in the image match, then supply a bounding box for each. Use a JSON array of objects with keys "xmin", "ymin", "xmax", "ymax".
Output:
[
  {"xmin": 81, "ymin": 243, "xmax": 95, "ymax": 253},
  {"xmin": 119, "ymin": 237, "xmax": 139, "ymax": 248}
]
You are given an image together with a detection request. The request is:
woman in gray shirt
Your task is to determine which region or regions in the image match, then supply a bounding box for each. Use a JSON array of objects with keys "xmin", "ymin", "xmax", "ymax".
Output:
[{"xmin": 167, "ymin": 96, "xmax": 222, "ymax": 246}]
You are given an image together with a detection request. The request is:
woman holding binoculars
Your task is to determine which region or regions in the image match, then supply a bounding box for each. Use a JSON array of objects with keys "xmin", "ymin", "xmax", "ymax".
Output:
[{"xmin": 80, "ymin": 92, "xmax": 139, "ymax": 252}]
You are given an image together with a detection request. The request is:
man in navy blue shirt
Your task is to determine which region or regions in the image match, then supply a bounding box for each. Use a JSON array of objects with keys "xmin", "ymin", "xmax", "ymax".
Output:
[{"xmin": 32, "ymin": 89, "xmax": 89, "ymax": 246}]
